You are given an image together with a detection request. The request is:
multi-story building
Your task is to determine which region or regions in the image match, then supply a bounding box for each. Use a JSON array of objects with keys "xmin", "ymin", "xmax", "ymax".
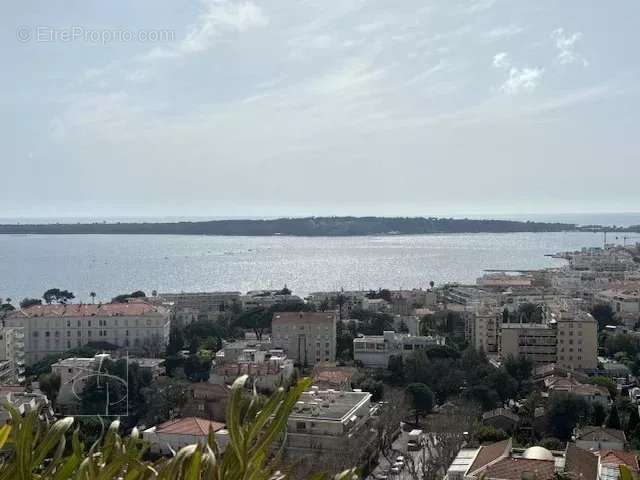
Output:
[
  {"xmin": 552, "ymin": 306, "xmax": 598, "ymax": 371},
  {"xmin": 241, "ymin": 291, "xmax": 304, "ymax": 310},
  {"xmin": 158, "ymin": 291, "xmax": 241, "ymax": 322},
  {"xmin": 595, "ymin": 287, "xmax": 640, "ymax": 327},
  {"xmin": 353, "ymin": 331, "xmax": 446, "ymax": 368},
  {"xmin": 0, "ymin": 325, "xmax": 25, "ymax": 384},
  {"xmin": 51, "ymin": 353, "xmax": 165, "ymax": 410},
  {"xmin": 500, "ymin": 323, "xmax": 557, "ymax": 365},
  {"xmin": 471, "ymin": 303, "xmax": 502, "ymax": 354},
  {"xmin": 5, "ymin": 302, "xmax": 171, "ymax": 364},
  {"xmin": 500, "ymin": 303, "xmax": 598, "ymax": 371},
  {"xmin": 271, "ymin": 312, "xmax": 336, "ymax": 366},
  {"xmin": 210, "ymin": 348, "xmax": 294, "ymax": 392},
  {"xmin": 283, "ymin": 387, "xmax": 379, "ymax": 460}
]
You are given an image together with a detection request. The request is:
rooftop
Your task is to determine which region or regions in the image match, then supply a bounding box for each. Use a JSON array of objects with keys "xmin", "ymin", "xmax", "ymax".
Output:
[
  {"xmin": 10, "ymin": 302, "xmax": 165, "ymax": 318},
  {"xmin": 576, "ymin": 426, "xmax": 626, "ymax": 442},
  {"xmin": 289, "ymin": 389, "xmax": 371, "ymax": 422},
  {"xmin": 153, "ymin": 417, "xmax": 226, "ymax": 436},
  {"xmin": 272, "ymin": 311, "xmax": 336, "ymax": 326}
]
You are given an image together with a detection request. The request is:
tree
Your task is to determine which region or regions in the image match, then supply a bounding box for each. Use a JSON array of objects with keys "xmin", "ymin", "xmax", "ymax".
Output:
[
  {"xmin": 167, "ymin": 326, "xmax": 185, "ymax": 355},
  {"xmin": 141, "ymin": 377, "xmax": 190, "ymax": 425},
  {"xmin": 38, "ymin": 372, "xmax": 61, "ymax": 405},
  {"xmin": 89, "ymin": 291, "xmax": 96, "ymax": 304},
  {"xmin": 547, "ymin": 394, "xmax": 590, "ymax": 439},
  {"xmin": 589, "ymin": 376, "xmax": 618, "ymax": 399},
  {"xmin": 372, "ymin": 389, "xmax": 408, "ymax": 464},
  {"xmin": 591, "ymin": 402, "xmax": 607, "ymax": 426},
  {"xmin": 354, "ymin": 377, "xmax": 384, "ymax": 402},
  {"xmin": 504, "ymin": 355, "xmax": 533, "ymax": 393},
  {"xmin": 607, "ymin": 404, "xmax": 622, "ymax": 429},
  {"xmin": 627, "ymin": 405, "xmax": 640, "ymax": 435},
  {"xmin": 406, "ymin": 383, "xmax": 434, "ymax": 423},
  {"xmin": 42, "ymin": 288, "xmax": 75, "ymax": 304},
  {"xmin": 278, "ymin": 285, "xmax": 292, "ymax": 296},
  {"xmin": 405, "ymin": 402, "xmax": 478, "ymax": 480},
  {"xmin": 591, "ymin": 303, "xmax": 616, "ymax": 330},
  {"xmin": 111, "ymin": 290, "xmax": 146, "ymax": 303},
  {"xmin": 388, "ymin": 355, "xmax": 405, "ymax": 383},
  {"xmin": 19, "ymin": 298, "xmax": 41, "ymax": 309},
  {"xmin": 429, "ymin": 280, "xmax": 435, "ymax": 290}
]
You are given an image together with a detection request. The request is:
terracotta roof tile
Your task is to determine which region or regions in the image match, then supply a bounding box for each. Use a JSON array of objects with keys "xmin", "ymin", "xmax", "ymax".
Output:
[
  {"xmin": 565, "ymin": 444, "xmax": 599, "ymax": 480},
  {"xmin": 12, "ymin": 302, "xmax": 164, "ymax": 318},
  {"xmin": 600, "ymin": 450, "xmax": 639, "ymax": 471},
  {"xmin": 155, "ymin": 417, "xmax": 225, "ymax": 436},
  {"xmin": 468, "ymin": 439, "xmax": 511, "ymax": 474},
  {"xmin": 576, "ymin": 426, "xmax": 626, "ymax": 442},
  {"xmin": 484, "ymin": 458, "xmax": 555, "ymax": 480}
]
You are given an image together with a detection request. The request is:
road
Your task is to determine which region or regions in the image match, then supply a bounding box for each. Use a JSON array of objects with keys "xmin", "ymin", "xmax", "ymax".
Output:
[{"xmin": 368, "ymin": 425, "xmax": 428, "ymax": 480}]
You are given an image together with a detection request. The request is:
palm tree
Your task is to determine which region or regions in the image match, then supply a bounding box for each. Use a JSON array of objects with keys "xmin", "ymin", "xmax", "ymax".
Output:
[{"xmin": 89, "ymin": 292, "xmax": 96, "ymax": 304}]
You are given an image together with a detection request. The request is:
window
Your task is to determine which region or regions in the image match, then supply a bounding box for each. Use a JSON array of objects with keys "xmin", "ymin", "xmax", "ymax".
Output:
[
  {"xmin": 88, "ymin": 320, "xmax": 91, "ymax": 327},
  {"xmin": 77, "ymin": 331, "xmax": 81, "ymax": 337},
  {"xmin": 33, "ymin": 331, "xmax": 39, "ymax": 337},
  {"xmin": 55, "ymin": 331, "xmax": 60, "ymax": 337},
  {"xmin": 66, "ymin": 320, "xmax": 70, "ymax": 327},
  {"xmin": 45, "ymin": 331, "xmax": 50, "ymax": 337},
  {"xmin": 67, "ymin": 331, "xmax": 71, "ymax": 337},
  {"xmin": 87, "ymin": 331, "xmax": 92, "ymax": 337},
  {"xmin": 296, "ymin": 422, "xmax": 306, "ymax": 431}
]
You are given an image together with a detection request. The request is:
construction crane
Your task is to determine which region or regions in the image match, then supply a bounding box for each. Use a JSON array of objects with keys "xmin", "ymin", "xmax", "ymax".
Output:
[
  {"xmin": 625, "ymin": 236, "xmax": 640, "ymax": 247},
  {"xmin": 615, "ymin": 235, "xmax": 640, "ymax": 246}
]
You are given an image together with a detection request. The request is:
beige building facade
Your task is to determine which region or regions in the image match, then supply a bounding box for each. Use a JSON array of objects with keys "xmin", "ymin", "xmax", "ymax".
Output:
[{"xmin": 271, "ymin": 312, "xmax": 336, "ymax": 366}]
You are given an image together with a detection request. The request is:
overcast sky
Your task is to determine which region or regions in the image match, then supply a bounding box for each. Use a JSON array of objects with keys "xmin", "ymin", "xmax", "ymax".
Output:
[{"xmin": 2, "ymin": 1, "xmax": 639, "ymax": 219}]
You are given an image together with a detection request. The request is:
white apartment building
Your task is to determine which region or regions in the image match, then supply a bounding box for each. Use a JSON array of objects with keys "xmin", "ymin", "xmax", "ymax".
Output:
[
  {"xmin": 353, "ymin": 331, "xmax": 446, "ymax": 368},
  {"xmin": 210, "ymin": 347, "xmax": 294, "ymax": 392},
  {"xmin": 271, "ymin": 312, "xmax": 336, "ymax": 366},
  {"xmin": 51, "ymin": 353, "xmax": 165, "ymax": 408},
  {"xmin": 284, "ymin": 387, "xmax": 379, "ymax": 458},
  {"xmin": 0, "ymin": 325, "xmax": 25, "ymax": 384},
  {"xmin": 5, "ymin": 302, "xmax": 171, "ymax": 364}
]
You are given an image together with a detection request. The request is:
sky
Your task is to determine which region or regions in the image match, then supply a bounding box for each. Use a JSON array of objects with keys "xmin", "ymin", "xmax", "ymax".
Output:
[{"xmin": 2, "ymin": 1, "xmax": 639, "ymax": 219}]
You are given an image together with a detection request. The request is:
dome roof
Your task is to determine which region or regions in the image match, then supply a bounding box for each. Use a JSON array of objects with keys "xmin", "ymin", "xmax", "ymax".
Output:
[{"xmin": 522, "ymin": 446, "xmax": 554, "ymax": 461}]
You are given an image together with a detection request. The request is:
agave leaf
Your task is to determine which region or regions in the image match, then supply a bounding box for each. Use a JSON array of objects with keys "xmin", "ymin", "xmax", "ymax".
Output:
[
  {"xmin": 184, "ymin": 446, "xmax": 203, "ymax": 480},
  {"xmin": 0, "ymin": 425, "xmax": 11, "ymax": 449},
  {"xmin": 32, "ymin": 416, "xmax": 74, "ymax": 467}
]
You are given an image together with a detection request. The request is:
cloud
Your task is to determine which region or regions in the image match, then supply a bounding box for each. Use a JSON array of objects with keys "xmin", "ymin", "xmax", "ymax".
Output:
[
  {"xmin": 462, "ymin": 0, "xmax": 497, "ymax": 14},
  {"xmin": 501, "ymin": 67, "xmax": 543, "ymax": 94},
  {"xmin": 146, "ymin": 0, "xmax": 268, "ymax": 59},
  {"xmin": 356, "ymin": 21, "xmax": 387, "ymax": 34},
  {"xmin": 492, "ymin": 52, "xmax": 510, "ymax": 68},
  {"xmin": 552, "ymin": 28, "xmax": 588, "ymax": 66},
  {"xmin": 485, "ymin": 25, "xmax": 524, "ymax": 39}
]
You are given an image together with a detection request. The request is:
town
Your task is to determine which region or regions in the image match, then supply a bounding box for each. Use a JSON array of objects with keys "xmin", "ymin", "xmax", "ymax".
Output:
[{"xmin": 1, "ymin": 241, "xmax": 640, "ymax": 479}]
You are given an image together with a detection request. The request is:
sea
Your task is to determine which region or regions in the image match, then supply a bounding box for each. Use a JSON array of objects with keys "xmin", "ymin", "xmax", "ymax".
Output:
[{"xmin": 2, "ymin": 228, "xmax": 637, "ymax": 304}]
